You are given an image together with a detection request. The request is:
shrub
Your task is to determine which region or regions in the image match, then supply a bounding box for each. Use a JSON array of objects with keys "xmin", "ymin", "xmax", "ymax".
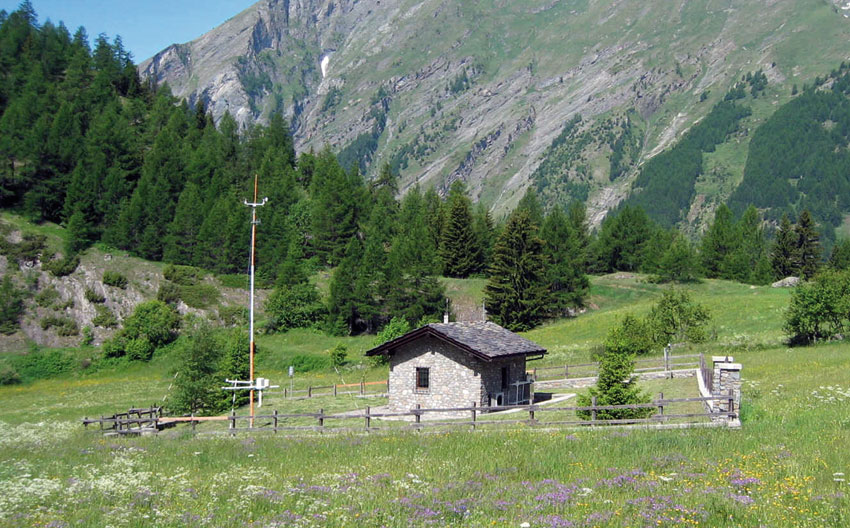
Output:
[
  {"xmin": 157, "ymin": 282, "xmax": 181, "ymax": 305},
  {"xmin": 645, "ymin": 290, "xmax": 711, "ymax": 346},
  {"xmin": 40, "ymin": 315, "xmax": 79, "ymax": 336},
  {"xmin": 125, "ymin": 337, "xmax": 155, "ymax": 361},
  {"xmin": 35, "ymin": 287, "xmax": 60, "ymax": 308},
  {"xmin": 163, "ymin": 264, "xmax": 204, "ymax": 286},
  {"xmin": 43, "ymin": 255, "xmax": 80, "ymax": 277},
  {"xmin": 330, "ymin": 344, "xmax": 348, "ymax": 368},
  {"xmin": 11, "ymin": 349, "xmax": 75, "ymax": 381},
  {"xmin": 369, "ymin": 317, "xmax": 412, "ymax": 366},
  {"xmin": 0, "ymin": 276, "xmax": 25, "ymax": 335},
  {"xmin": 217, "ymin": 274, "xmax": 249, "ymax": 289},
  {"xmin": 264, "ymin": 283, "xmax": 325, "ymax": 333},
  {"xmin": 102, "ymin": 271, "xmax": 128, "ymax": 289},
  {"xmin": 603, "ymin": 314, "xmax": 654, "ymax": 356},
  {"xmin": 577, "ymin": 319, "xmax": 654, "ymax": 421},
  {"xmin": 81, "ymin": 326, "xmax": 94, "ymax": 346},
  {"xmin": 218, "ymin": 305, "xmax": 248, "ymax": 327},
  {"xmin": 0, "ymin": 233, "xmax": 46, "ymax": 265},
  {"xmin": 784, "ymin": 269, "xmax": 850, "ymax": 344},
  {"xmin": 92, "ymin": 304, "xmax": 118, "ymax": 328},
  {"xmin": 179, "ymin": 283, "xmax": 220, "ymax": 309},
  {"xmin": 122, "ymin": 300, "xmax": 180, "ymax": 349},
  {"xmin": 0, "ymin": 364, "xmax": 21, "ymax": 385},
  {"xmin": 84, "ymin": 287, "xmax": 105, "ymax": 304}
]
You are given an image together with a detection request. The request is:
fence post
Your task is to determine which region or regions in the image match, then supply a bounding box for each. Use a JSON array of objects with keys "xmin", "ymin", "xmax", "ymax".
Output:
[
  {"xmin": 664, "ymin": 345, "xmax": 670, "ymax": 376},
  {"xmin": 365, "ymin": 406, "xmax": 371, "ymax": 430},
  {"xmin": 591, "ymin": 396, "xmax": 597, "ymax": 423},
  {"xmin": 99, "ymin": 415, "xmax": 103, "ymax": 432},
  {"xmin": 230, "ymin": 410, "xmax": 236, "ymax": 436},
  {"xmin": 191, "ymin": 413, "xmax": 196, "ymax": 433},
  {"xmin": 308, "ymin": 386, "xmax": 312, "ymax": 398},
  {"xmin": 334, "ymin": 384, "xmax": 337, "ymax": 397},
  {"xmin": 360, "ymin": 381, "xmax": 365, "ymax": 395},
  {"xmin": 415, "ymin": 404, "xmax": 421, "ymax": 430},
  {"xmin": 318, "ymin": 408, "xmax": 324, "ymax": 431},
  {"xmin": 529, "ymin": 404, "xmax": 535, "ymax": 424},
  {"xmin": 657, "ymin": 392, "xmax": 664, "ymax": 421},
  {"xmin": 471, "ymin": 402, "xmax": 477, "ymax": 431},
  {"xmin": 565, "ymin": 365, "xmax": 569, "ymax": 379},
  {"xmin": 533, "ymin": 368, "xmax": 537, "ymax": 380},
  {"xmin": 273, "ymin": 409, "xmax": 278, "ymax": 433}
]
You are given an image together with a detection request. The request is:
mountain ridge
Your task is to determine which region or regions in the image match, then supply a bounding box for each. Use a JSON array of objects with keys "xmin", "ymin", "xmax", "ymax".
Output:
[{"xmin": 140, "ymin": 0, "xmax": 850, "ymax": 225}]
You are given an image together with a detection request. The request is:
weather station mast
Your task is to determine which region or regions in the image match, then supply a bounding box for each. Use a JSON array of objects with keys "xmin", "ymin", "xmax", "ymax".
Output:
[{"xmin": 223, "ymin": 175, "xmax": 277, "ymax": 428}]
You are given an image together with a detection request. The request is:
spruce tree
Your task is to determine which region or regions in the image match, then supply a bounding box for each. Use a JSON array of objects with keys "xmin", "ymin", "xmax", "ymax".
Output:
[
  {"xmin": 700, "ymin": 204, "xmax": 742, "ymax": 279},
  {"xmin": 484, "ymin": 209, "xmax": 548, "ymax": 331},
  {"xmin": 540, "ymin": 206, "xmax": 589, "ymax": 314},
  {"xmin": 771, "ymin": 213, "xmax": 799, "ymax": 279},
  {"xmin": 655, "ymin": 232, "xmax": 700, "ymax": 283},
  {"xmin": 795, "ymin": 209, "xmax": 821, "ymax": 280},
  {"xmin": 439, "ymin": 181, "xmax": 480, "ymax": 277},
  {"xmin": 829, "ymin": 239, "xmax": 850, "ymax": 270}
]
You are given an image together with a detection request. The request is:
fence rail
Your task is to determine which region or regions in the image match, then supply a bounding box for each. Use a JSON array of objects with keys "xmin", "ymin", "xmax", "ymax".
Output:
[
  {"xmin": 279, "ymin": 380, "xmax": 389, "ymax": 399},
  {"xmin": 83, "ymin": 394, "xmax": 736, "ymax": 435},
  {"xmin": 530, "ymin": 353, "xmax": 701, "ymax": 381}
]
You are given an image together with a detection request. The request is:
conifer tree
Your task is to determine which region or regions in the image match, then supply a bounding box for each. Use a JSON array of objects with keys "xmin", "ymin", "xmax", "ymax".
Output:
[
  {"xmin": 655, "ymin": 232, "xmax": 700, "ymax": 283},
  {"xmin": 592, "ymin": 206, "xmax": 652, "ymax": 273},
  {"xmin": 472, "ymin": 203, "xmax": 495, "ymax": 273},
  {"xmin": 310, "ymin": 148, "xmax": 360, "ymax": 265},
  {"xmin": 484, "ymin": 209, "xmax": 548, "ymax": 331},
  {"xmin": 700, "ymin": 204, "xmax": 741, "ymax": 279},
  {"xmin": 771, "ymin": 213, "xmax": 799, "ymax": 279},
  {"xmin": 829, "ymin": 239, "xmax": 850, "ymax": 270},
  {"xmin": 540, "ymin": 206, "xmax": 589, "ymax": 314},
  {"xmin": 326, "ymin": 237, "xmax": 366, "ymax": 335},
  {"xmin": 217, "ymin": 329, "xmax": 250, "ymax": 410},
  {"xmin": 163, "ymin": 183, "xmax": 205, "ymax": 264},
  {"xmin": 423, "ymin": 187, "xmax": 444, "ymax": 259},
  {"xmin": 736, "ymin": 205, "xmax": 770, "ymax": 284},
  {"xmin": 567, "ymin": 200, "xmax": 590, "ymax": 272},
  {"xmin": 439, "ymin": 181, "xmax": 480, "ymax": 277},
  {"xmin": 795, "ymin": 209, "xmax": 821, "ymax": 280}
]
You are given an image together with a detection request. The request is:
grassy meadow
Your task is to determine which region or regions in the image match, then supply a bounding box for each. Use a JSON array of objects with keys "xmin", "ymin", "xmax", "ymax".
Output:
[{"xmin": 0, "ymin": 275, "xmax": 848, "ymax": 527}]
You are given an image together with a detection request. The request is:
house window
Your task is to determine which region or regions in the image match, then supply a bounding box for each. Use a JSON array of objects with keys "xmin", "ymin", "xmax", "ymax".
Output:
[
  {"xmin": 416, "ymin": 367, "xmax": 430, "ymax": 392},
  {"xmin": 501, "ymin": 366, "xmax": 509, "ymax": 390}
]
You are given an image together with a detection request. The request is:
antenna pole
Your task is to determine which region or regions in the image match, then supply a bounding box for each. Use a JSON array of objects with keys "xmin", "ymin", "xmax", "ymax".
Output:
[{"xmin": 244, "ymin": 175, "xmax": 267, "ymax": 428}]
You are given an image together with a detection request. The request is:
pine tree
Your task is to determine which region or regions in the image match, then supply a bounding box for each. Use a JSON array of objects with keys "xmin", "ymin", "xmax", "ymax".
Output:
[
  {"xmin": 735, "ymin": 205, "xmax": 769, "ymax": 284},
  {"xmin": 484, "ymin": 209, "xmax": 548, "ymax": 331},
  {"xmin": 829, "ymin": 239, "xmax": 850, "ymax": 270},
  {"xmin": 439, "ymin": 181, "xmax": 480, "ymax": 277},
  {"xmin": 540, "ymin": 206, "xmax": 589, "ymax": 314},
  {"xmin": 566, "ymin": 200, "xmax": 590, "ymax": 272},
  {"xmin": 515, "ymin": 188, "xmax": 544, "ymax": 228},
  {"xmin": 310, "ymin": 148, "xmax": 361, "ymax": 265},
  {"xmin": 217, "ymin": 329, "xmax": 250, "ymax": 410},
  {"xmin": 326, "ymin": 237, "xmax": 366, "ymax": 335},
  {"xmin": 592, "ymin": 206, "xmax": 652, "ymax": 273},
  {"xmin": 771, "ymin": 213, "xmax": 799, "ymax": 279},
  {"xmin": 795, "ymin": 209, "xmax": 821, "ymax": 280},
  {"xmin": 700, "ymin": 204, "xmax": 742, "ymax": 279},
  {"xmin": 472, "ymin": 203, "xmax": 495, "ymax": 273},
  {"xmin": 655, "ymin": 232, "xmax": 700, "ymax": 283},
  {"xmin": 163, "ymin": 183, "xmax": 205, "ymax": 264},
  {"xmin": 169, "ymin": 324, "xmax": 224, "ymax": 416}
]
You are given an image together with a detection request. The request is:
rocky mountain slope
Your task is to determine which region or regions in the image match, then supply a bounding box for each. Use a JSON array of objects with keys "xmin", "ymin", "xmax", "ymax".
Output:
[{"xmin": 140, "ymin": 0, "xmax": 850, "ymax": 222}]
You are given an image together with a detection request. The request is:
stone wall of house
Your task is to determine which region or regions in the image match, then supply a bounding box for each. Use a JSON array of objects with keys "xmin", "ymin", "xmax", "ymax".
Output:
[
  {"xmin": 386, "ymin": 337, "xmax": 529, "ymax": 418},
  {"xmin": 480, "ymin": 356, "xmax": 528, "ymax": 406}
]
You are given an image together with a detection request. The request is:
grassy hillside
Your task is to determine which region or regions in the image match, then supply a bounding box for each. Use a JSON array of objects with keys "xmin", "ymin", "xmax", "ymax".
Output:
[{"xmin": 1, "ymin": 274, "xmax": 847, "ymax": 526}]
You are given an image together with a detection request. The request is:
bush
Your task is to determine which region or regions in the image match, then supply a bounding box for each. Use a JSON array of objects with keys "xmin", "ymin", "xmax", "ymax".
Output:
[
  {"xmin": 179, "ymin": 283, "xmax": 220, "ymax": 309},
  {"xmin": 102, "ymin": 271, "xmax": 128, "ymax": 289},
  {"xmin": 577, "ymin": 318, "xmax": 654, "ymax": 421},
  {"xmin": 35, "ymin": 287, "xmax": 60, "ymax": 308},
  {"xmin": 784, "ymin": 270, "xmax": 850, "ymax": 344},
  {"xmin": 84, "ymin": 287, "xmax": 105, "ymax": 304},
  {"xmin": 603, "ymin": 314, "xmax": 654, "ymax": 356},
  {"xmin": 369, "ymin": 317, "xmax": 412, "ymax": 366},
  {"xmin": 0, "ymin": 276, "xmax": 25, "ymax": 335},
  {"xmin": 123, "ymin": 300, "xmax": 180, "ymax": 348},
  {"xmin": 11, "ymin": 349, "xmax": 75, "ymax": 381},
  {"xmin": 0, "ymin": 233, "xmax": 46, "ymax": 265},
  {"xmin": 40, "ymin": 315, "xmax": 79, "ymax": 336},
  {"xmin": 218, "ymin": 305, "xmax": 248, "ymax": 327},
  {"xmin": 43, "ymin": 255, "xmax": 79, "ymax": 277},
  {"xmin": 157, "ymin": 282, "xmax": 181, "ymax": 305},
  {"xmin": 330, "ymin": 344, "xmax": 348, "ymax": 368},
  {"xmin": 645, "ymin": 290, "xmax": 711, "ymax": 346},
  {"xmin": 92, "ymin": 304, "xmax": 118, "ymax": 328},
  {"xmin": 163, "ymin": 264, "xmax": 204, "ymax": 286},
  {"xmin": 125, "ymin": 337, "xmax": 155, "ymax": 361},
  {"xmin": 81, "ymin": 326, "xmax": 94, "ymax": 346},
  {"xmin": 264, "ymin": 283, "xmax": 325, "ymax": 333},
  {"xmin": 217, "ymin": 274, "xmax": 249, "ymax": 289},
  {"xmin": 0, "ymin": 364, "xmax": 21, "ymax": 385}
]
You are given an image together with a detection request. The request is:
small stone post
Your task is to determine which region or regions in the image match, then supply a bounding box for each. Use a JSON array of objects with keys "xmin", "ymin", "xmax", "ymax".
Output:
[{"xmin": 715, "ymin": 360, "xmax": 742, "ymax": 427}]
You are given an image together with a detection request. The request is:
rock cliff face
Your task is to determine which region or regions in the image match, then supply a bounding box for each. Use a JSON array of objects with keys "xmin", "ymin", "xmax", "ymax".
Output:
[{"xmin": 140, "ymin": 0, "xmax": 850, "ymax": 220}]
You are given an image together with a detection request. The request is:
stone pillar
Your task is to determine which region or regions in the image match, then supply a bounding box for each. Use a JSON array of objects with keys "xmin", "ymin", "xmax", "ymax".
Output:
[
  {"xmin": 716, "ymin": 362, "xmax": 742, "ymax": 427},
  {"xmin": 712, "ymin": 355, "xmax": 734, "ymax": 394}
]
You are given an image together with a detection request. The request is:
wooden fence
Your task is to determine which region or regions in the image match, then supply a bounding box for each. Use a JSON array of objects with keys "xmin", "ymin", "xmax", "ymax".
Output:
[
  {"xmin": 83, "ymin": 394, "xmax": 737, "ymax": 435},
  {"xmin": 530, "ymin": 353, "xmax": 701, "ymax": 382},
  {"xmin": 280, "ymin": 380, "xmax": 389, "ymax": 399},
  {"xmin": 82, "ymin": 406, "xmax": 163, "ymax": 434}
]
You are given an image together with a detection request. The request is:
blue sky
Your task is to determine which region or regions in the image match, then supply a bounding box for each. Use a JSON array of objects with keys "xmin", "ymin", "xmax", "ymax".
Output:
[{"xmin": 0, "ymin": 0, "xmax": 258, "ymax": 62}]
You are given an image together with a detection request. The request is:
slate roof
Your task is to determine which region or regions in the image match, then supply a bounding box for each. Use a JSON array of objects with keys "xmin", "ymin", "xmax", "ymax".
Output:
[{"xmin": 365, "ymin": 321, "xmax": 547, "ymax": 362}]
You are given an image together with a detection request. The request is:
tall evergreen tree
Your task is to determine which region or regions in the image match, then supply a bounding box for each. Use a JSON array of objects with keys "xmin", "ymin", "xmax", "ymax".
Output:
[
  {"xmin": 828, "ymin": 238, "xmax": 850, "ymax": 271},
  {"xmin": 795, "ymin": 209, "xmax": 821, "ymax": 280},
  {"xmin": 540, "ymin": 206, "xmax": 589, "ymax": 315},
  {"xmin": 439, "ymin": 181, "xmax": 480, "ymax": 277},
  {"xmin": 593, "ymin": 205, "xmax": 652, "ymax": 273},
  {"xmin": 700, "ymin": 204, "xmax": 742, "ymax": 279},
  {"xmin": 485, "ymin": 209, "xmax": 548, "ymax": 331},
  {"xmin": 309, "ymin": 148, "xmax": 360, "ymax": 265},
  {"xmin": 771, "ymin": 213, "xmax": 799, "ymax": 279}
]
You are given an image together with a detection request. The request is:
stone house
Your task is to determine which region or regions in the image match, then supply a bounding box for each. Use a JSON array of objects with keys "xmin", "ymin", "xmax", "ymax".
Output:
[{"xmin": 365, "ymin": 322, "xmax": 546, "ymax": 417}]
